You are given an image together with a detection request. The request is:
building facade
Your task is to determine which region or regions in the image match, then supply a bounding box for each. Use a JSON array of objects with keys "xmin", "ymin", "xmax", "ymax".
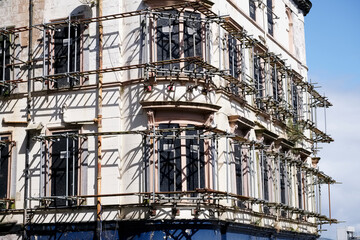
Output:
[{"xmin": 0, "ymin": 0, "xmax": 336, "ymax": 239}]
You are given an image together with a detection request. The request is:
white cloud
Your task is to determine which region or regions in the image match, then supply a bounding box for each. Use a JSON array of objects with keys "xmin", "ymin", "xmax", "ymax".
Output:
[{"xmin": 314, "ymin": 81, "xmax": 360, "ymax": 239}]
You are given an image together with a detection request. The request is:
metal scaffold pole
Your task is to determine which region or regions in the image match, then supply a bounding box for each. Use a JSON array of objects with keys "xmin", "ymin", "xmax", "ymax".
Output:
[{"xmin": 96, "ymin": 0, "xmax": 104, "ymax": 238}]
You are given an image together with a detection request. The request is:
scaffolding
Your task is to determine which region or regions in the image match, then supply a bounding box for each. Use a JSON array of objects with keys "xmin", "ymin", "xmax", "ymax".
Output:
[
  {"xmin": 23, "ymin": 126, "xmax": 337, "ymax": 227},
  {"xmin": 0, "ymin": 1, "xmax": 331, "ymax": 144},
  {"xmin": 0, "ymin": 0, "xmax": 336, "ymax": 236}
]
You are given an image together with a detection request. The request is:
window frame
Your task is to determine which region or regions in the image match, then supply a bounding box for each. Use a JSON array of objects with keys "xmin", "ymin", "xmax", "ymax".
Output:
[
  {"xmin": 297, "ymin": 167, "xmax": 303, "ymax": 209},
  {"xmin": 249, "ymin": 0, "xmax": 257, "ymax": 21},
  {"xmin": 0, "ymin": 33, "xmax": 12, "ymax": 96},
  {"xmin": 260, "ymin": 149, "xmax": 269, "ymax": 201},
  {"xmin": 267, "ymin": 0, "xmax": 274, "ymax": 36},
  {"xmin": 253, "ymin": 53, "xmax": 265, "ymax": 110},
  {"xmin": 152, "ymin": 10, "xmax": 205, "ymax": 74},
  {"xmin": 42, "ymin": 130, "xmax": 82, "ymax": 207},
  {"xmin": 45, "ymin": 17, "xmax": 86, "ymax": 89},
  {"xmin": 152, "ymin": 123, "xmax": 210, "ymax": 195},
  {"xmin": 0, "ymin": 134, "xmax": 12, "ymax": 200}
]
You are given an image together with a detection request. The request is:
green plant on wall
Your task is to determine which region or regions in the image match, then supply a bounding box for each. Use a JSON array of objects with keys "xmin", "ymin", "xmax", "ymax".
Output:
[{"xmin": 287, "ymin": 120, "xmax": 304, "ymax": 143}]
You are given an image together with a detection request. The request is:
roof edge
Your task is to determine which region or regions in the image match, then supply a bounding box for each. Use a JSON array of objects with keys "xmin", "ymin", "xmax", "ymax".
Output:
[{"xmin": 293, "ymin": 0, "xmax": 312, "ymax": 16}]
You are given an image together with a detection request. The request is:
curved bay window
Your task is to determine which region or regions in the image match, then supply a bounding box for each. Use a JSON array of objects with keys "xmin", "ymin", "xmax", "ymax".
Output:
[
  {"xmin": 156, "ymin": 11, "xmax": 180, "ymax": 71},
  {"xmin": 158, "ymin": 124, "xmax": 205, "ymax": 194},
  {"xmin": 155, "ymin": 10, "xmax": 204, "ymax": 74},
  {"xmin": 159, "ymin": 124, "xmax": 181, "ymax": 192}
]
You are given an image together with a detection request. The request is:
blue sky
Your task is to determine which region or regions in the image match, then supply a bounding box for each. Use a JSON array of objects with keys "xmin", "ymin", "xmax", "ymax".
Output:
[{"xmin": 305, "ymin": 0, "xmax": 360, "ymax": 239}]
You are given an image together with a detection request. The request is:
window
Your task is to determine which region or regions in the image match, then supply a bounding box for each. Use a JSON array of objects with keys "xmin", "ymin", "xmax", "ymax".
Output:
[
  {"xmin": 267, "ymin": 0, "xmax": 274, "ymax": 36},
  {"xmin": 0, "ymin": 135, "xmax": 11, "ymax": 199},
  {"xmin": 155, "ymin": 10, "xmax": 204, "ymax": 73},
  {"xmin": 186, "ymin": 126, "xmax": 205, "ymax": 192},
  {"xmin": 297, "ymin": 168, "xmax": 302, "ymax": 209},
  {"xmin": 45, "ymin": 21, "xmax": 84, "ymax": 88},
  {"xmin": 271, "ymin": 66, "xmax": 279, "ymax": 102},
  {"xmin": 286, "ymin": 8, "xmax": 294, "ymax": 53},
  {"xmin": 159, "ymin": 124, "xmax": 181, "ymax": 192},
  {"xmin": 249, "ymin": 0, "xmax": 256, "ymax": 21},
  {"xmin": 261, "ymin": 150, "xmax": 269, "ymax": 201},
  {"xmin": 158, "ymin": 124, "xmax": 205, "ymax": 193},
  {"xmin": 228, "ymin": 35, "xmax": 239, "ymax": 79},
  {"xmin": 156, "ymin": 10, "xmax": 180, "ymax": 71},
  {"xmin": 254, "ymin": 55, "xmax": 264, "ymax": 109},
  {"xmin": 184, "ymin": 12, "xmax": 202, "ymax": 71},
  {"xmin": 0, "ymin": 34, "xmax": 11, "ymax": 96},
  {"xmin": 49, "ymin": 131, "xmax": 79, "ymax": 207},
  {"xmin": 228, "ymin": 35, "xmax": 241, "ymax": 95},
  {"xmin": 292, "ymin": 83, "xmax": 299, "ymax": 122},
  {"xmin": 280, "ymin": 160, "xmax": 286, "ymax": 204},
  {"xmin": 234, "ymin": 143, "xmax": 242, "ymax": 196}
]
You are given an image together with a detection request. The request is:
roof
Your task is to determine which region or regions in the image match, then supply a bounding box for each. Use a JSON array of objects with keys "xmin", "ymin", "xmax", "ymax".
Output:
[{"xmin": 293, "ymin": 0, "xmax": 312, "ymax": 16}]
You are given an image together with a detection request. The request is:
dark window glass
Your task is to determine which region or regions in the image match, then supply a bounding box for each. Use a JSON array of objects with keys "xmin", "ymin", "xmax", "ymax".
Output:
[
  {"xmin": 0, "ymin": 136, "xmax": 10, "ymax": 198},
  {"xmin": 50, "ymin": 132, "xmax": 78, "ymax": 207},
  {"xmin": 159, "ymin": 124, "xmax": 181, "ymax": 192},
  {"xmin": 228, "ymin": 36, "xmax": 239, "ymax": 79},
  {"xmin": 254, "ymin": 55, "xmax": 264, "ymax": 109},
  {"xmin": 0, "ymin": 35, "xmax": 11, "ymax": 95},
  {"xmin": 156, "ymin": 11, "xmax": 180, "ymax": 71},
  {"xmin": 53, "ymin": 25, "xmax": 81, "ymax": 88},
  {"xmin": 184, "ymin": 11, "xmax": 202, "ymax": 71},
  {"xmin": 272, "ymin": 67, "xmax": 279, "ymax": 102},
  {"xmin": 186, "ymin": 125, "xmax": 205, "ymax": 192},
  {"xmin": 261, "ymin": 151, "xmax": 269, "ymax": 201},
  {"xmin": 267, "ymin": 0, "xmax": 274, "ymax": 36},
  {"xmin": 234, "ymin": 144, "xmax": 242, "ymax": 196},
  {"xmin": 297, "ymin": 169, "xmax": 302, "ymax": 209},
  {"xmin": 292, "ymin": 84, "xmax": 298, "ymax": 122},
  {"xmin": 249, "ymin": 0, "xmax": 256, "ymax": 21},
  {"xmin": 280, "ymin": 160, "xmax": 286, "ymax": 204}
]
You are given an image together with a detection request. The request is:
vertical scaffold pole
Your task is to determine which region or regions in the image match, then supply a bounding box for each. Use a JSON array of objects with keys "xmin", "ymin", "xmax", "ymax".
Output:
[
  {"xmin": 67, "ymin": 15, "xmax": 71, "ymax": 85},
  {"xmin": 261, "ymin": 149, "xmax": 264, "ymax": 200},
  {"xmin": 328, "ymin": 183, "xmax": 332, "ymax": 224},
  {"xmin": 250, "ymin": 142, "xmax": 255, "ymax": 198},
  {"xmin": 66, "ymin": 135, "xmax": 69, "ymax": 206},
  {"xmin": 152, "ymin": 128, "xmax": 156, "ymax": 201},
  {"xmin": 226, "ymin": 136, "xmax": 229, "ymax": 200},
  {"xmin": 197, "ymin": 134, "xmax": 200, "ymax": 190},
  {"xmin": 96, "ymin": 0, "xmax": 104, "ymax": 238},
  {"xmin": 324, "ymin": 96, "xmax": 327, "ymax": 134},
  {"xmin": 72, "ymin": 137, "xmax": 75, "ymax": 196},
  {"xmin": 42, "ymin": 26, "xmax": 46, "ymax": 89},
  {"xmin": 40, "ymin": 141, "xmax": 44, "ymax": 198},
  {"xmin": 218, "ymin": 13, "xmax": 221, "ymax": 71},
  {"xmin": 2, "ymin": 36, "xmax": 6, "ymax": 85}
]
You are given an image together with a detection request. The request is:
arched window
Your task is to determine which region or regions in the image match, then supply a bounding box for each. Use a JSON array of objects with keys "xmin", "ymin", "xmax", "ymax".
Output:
[{"xmin": 286, "ymin": 8, "xmax": 294, "ymax": 53}]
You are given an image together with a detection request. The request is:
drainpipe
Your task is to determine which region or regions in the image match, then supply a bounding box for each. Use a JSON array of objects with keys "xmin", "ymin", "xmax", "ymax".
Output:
[
  {"xmin": 96, "ymin": 0, "xmax": 103, "ymax": 238},
  {"xmin": 24, "ymin": 0, "xmax": 33, "ymax": 238}
]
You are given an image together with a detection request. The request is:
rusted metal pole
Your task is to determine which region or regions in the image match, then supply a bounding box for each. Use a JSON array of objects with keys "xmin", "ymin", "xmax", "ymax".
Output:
[
  {"xmin": 96, "ymin": 0, "xmax": 103, "ymax": 238},
  {"xmin": 328, "ymin": 183, "xmax": 331, "ymax": 225},
  {"xmin": 24, "ymin": 0, "xmax": 33, "ymax": 238}
]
